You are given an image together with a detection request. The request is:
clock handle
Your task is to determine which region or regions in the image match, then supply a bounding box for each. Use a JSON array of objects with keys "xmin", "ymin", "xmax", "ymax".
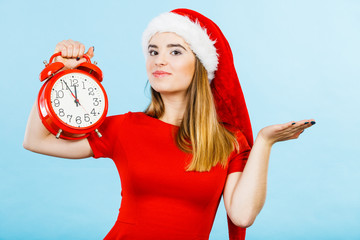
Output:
[
  {"xmin": 82, "ymin": 54, "xmax": 91, "ymax": 63},
  {"xmin": 48, "ymin": 52, "xmax": 92, "ymax": 65},
  {"xmin": 48, "ymin": 52, "xmax": 61, "ymax": 65}
]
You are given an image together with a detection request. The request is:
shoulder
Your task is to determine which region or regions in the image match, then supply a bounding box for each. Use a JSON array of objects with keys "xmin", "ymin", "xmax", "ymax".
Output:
[
  {"xmin": 103, "ymin": 112, "xmax": 127, "ymax": 124},
  {"xmin": 100, "ymin": 112, "xmax": 132, "ymax": 131},
  {"xmin": 102, "ymin": 111, "xmax": 153, "ymax": 127},
  {"xmin": 104, "ymin": 111, "xmax": 140, "ymax": 122}
]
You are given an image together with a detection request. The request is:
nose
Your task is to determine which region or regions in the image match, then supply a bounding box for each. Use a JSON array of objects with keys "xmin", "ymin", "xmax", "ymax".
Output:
[{"xmin": 154, "ymin": 52, "xmax": 167, "ymax": 66}]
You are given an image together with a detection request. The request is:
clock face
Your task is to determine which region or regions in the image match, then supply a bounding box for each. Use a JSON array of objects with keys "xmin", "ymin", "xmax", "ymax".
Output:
[{"xmin": 50, "ymin": 72, "xmax": 106, "ymax": 128}]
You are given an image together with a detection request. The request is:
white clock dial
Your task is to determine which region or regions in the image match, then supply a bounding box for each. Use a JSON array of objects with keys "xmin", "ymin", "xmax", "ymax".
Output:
[{"xmin": 50, "ymin": 72, "xmax": 106, "ymax": 128}]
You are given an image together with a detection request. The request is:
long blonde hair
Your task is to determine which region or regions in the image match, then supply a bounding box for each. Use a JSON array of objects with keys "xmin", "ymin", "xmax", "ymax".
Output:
[{"xmin": 145, "ymin": 58, "xmax": 239, "ymax": 172}]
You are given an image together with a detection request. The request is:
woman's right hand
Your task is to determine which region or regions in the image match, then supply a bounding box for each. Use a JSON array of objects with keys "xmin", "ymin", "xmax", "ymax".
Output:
[{"xmin": 54, "ymin": 39, "xmax": 94, "ymax": 70}]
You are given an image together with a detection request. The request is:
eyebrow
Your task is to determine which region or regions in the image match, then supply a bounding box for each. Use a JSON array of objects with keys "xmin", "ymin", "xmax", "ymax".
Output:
[{"xmin": 148, "ymin": 44, "xmax": 187, "ymax": 51}]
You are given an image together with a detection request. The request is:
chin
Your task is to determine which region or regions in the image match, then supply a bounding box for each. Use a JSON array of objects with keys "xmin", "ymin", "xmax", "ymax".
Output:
[
  {"xmin": 149, "ymin": 80, "xmax": 189, "ymax": 96},
  {"xmin": 151, "ymin": 86, "xmax": 186, "ymax": 96},
  {"xmin": 149, "ymin": 81, "xmax": 171, "ymax": 93},
  {"xmin": 152, "ymin": 87, "xmax": 173, "ymax": 94}
]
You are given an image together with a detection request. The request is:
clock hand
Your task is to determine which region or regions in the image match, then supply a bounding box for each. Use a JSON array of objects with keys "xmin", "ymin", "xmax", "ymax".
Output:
[
  {"xmin": 73, "ymin": 85, "xmax": 89, "ymax": 113},
  {"xmin": 80, "ymin": 104, "xmax": 89, "ymax": 114},
  {"xmin": 63, "ymin": 81, "xmax": 76, "ymax": 100},
  {"xmin": 63, "ymin": 81, "xmax": 80, "ymax": 107},
  {"xmin": 74, "ymin": 85, "xmax": 80, "ymax": 107},
  {"xmin": 63, "ymin": 80, "xmax": 88, "ymax": 113}
]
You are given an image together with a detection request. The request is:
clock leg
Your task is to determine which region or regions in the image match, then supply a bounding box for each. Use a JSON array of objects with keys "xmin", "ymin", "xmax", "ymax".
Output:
[
  {"xmin": 56, "ymin": 129, "xmax": 63, "ymax": 139},
  {"xmin": 95, "ymin": 129, "xmax": 102, "ymax": 138}
]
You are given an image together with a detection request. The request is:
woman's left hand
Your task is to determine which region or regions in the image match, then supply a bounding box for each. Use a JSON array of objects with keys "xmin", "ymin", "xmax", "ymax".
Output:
[{"xmin": 258, "ymin": 119, "xmax": 316, "ymax": 146}]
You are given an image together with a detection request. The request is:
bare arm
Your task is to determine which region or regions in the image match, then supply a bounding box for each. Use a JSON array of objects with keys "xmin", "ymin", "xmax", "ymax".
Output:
[
  {"xmin": 23, "ymin": 40, "xmax": 95, "ymax": 159},
  {"xmin": 223, "ymin": 119, "xmax": 316, "ymax": 228},
  {"xmin": 23, "ymin": 102, "xmax": 93, "ymax": 158}
]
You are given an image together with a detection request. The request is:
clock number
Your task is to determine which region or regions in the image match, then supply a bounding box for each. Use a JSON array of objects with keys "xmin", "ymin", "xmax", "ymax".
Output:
[
  {"xmin": 54, "ymin": 90, "xmax": 64, "ymax": 99},
  {"xmin": 82, "ymin": 81, "xmax": 86, "ymax": 89},
  {"xmin": 54, "ymin": 99, "xmax": 60, "ymax": 107},
  {"xmin": 71, "ymin": 79, "xmax": 79, "ymax": 87},
  {"xmin": 91, "ymin": 108, "xmax": 96, "ymax": 116},
  {"xmin": 67, "ymin": 115, "xmax": 73, "ymax": 123},
  {"xmin": 88, "ymin": 87, "xmax": 95, "ymax": 96},
  {"xmin": 93, "ymin": 98, "xmax": 100, "ymax": 106},
  {"xmin": 76, "ymin": 116, "xmax": 82, "ymax": 124},
  {"xmin": 59, "ymin": 108, "xmax": 65, "ymax": 117},
  {"xmin": 84, "ymin": 114, "xmax": 90, "ymax": 122},
  {"xmin": 60, "ymin": 81, "xmax": 65, "ymax": 90}
]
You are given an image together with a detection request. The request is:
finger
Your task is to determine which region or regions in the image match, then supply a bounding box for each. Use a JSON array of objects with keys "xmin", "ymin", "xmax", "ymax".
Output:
[
  {"xmin": 286, "ymin": 128, "xmax": 306, "ymax": 141},
  {"xmin": 54, "ymin": 45, "xmax": 62, "ymax": 54},
  {"xmin": 60, "ymin": 40, "xmax": 71, "ymax": 58},
  {"xmin": 53, "ymin": 43, "xmax": 65, "ymax": 61},
  {"xmin": 291, "ymin": 119, "xmax": 316, "ymax": 129},
  {"xmin": 293, "ymin": 130, "xmax": 304, "ymax": 139},
  {"xmin": 76, "ymin": 58, "xmax": 87, "ymax": 64},
  {"xmin": 72, "ymin": 42, "xmax": 81, "ymax": 58},
  {"xmin": 292, "ymin": 122, "xmax": 308, "ymax": 131},
  {"xmin": 61, "ymin": 46, "xmax": 68, "ymax": 58},
  {"xmin": 300, "ymin": 119, "xmax": 316, "ymax": 130},
  {"xmin": 285, "ymin": 121, "xmax": 315, "ymax": 138},
  {"xmin": 79, "ymin": 44, "xmax": 86, "ymax": 58},
  {"xmin": 85, "ymin": 46, "xmax": 95, "ymax": 58},
  {"xmin": 278, "ymin": 120, "xmax": 314, "ymax": 138},
  {"xmin": 287, "ymin": 121, "xmax": 298, "ymax": 128},
  {"xmin": 54, "ymin": 40, "xmax": 67, "ymax": 53},
  {"xmin": 66, "ymin": 44, "xmax": 74, "ymax": 58},
  {"xmin": 269, "ymin": 122, "xmax": 293, "ymax": 133},
  {"xmin": 280, "ymin": 121, "xmax": 304, "ymax": 132}
]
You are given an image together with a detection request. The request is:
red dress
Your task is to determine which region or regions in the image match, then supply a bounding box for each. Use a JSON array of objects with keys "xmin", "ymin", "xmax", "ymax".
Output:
[{"xmin": 87, "ymin": 112, "xmax": 250, "ymax": 240}]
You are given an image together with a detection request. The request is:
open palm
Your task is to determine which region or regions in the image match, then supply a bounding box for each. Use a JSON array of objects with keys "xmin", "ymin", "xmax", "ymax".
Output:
[{"xmin": 258, "ymin": 119, "xmax": 316, "ymax": 145}]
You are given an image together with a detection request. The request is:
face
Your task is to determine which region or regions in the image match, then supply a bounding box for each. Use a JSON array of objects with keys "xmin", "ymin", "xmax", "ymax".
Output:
[{"xmin": 146, "ymin": 32, "xmax": 196, "ymax": 97}]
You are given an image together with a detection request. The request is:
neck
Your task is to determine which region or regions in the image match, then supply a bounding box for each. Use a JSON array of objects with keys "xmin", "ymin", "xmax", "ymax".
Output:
[{"xmin": 159, "ymin": 93, "xmax": 188, "ymax": 126}]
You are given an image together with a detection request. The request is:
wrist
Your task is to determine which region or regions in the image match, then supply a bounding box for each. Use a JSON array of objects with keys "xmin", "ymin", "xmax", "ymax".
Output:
[{"xmin": 255, "ymin": 132, "xmax": 275, "ymax": 148}]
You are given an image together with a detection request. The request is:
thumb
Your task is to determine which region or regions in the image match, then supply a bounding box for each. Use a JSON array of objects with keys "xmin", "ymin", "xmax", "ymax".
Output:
[{"xmin": 85, "ymin": 46, "xmax": 95, "ymax": 58}]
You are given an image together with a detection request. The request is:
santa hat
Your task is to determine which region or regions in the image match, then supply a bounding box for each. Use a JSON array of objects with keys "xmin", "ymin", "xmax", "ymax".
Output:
[
  {"xmin": 142, "ymin": 9, "xmax": 253, "ymax": 239},
  {"xmin": 142, "ymin": 8, "xmax": 253, "ymax": 146}
]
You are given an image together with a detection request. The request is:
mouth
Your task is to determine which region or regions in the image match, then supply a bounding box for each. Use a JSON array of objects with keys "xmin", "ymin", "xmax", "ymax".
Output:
[{"xmin": 152, "ymin": 71, "xmax": 172, "ymax": 78}]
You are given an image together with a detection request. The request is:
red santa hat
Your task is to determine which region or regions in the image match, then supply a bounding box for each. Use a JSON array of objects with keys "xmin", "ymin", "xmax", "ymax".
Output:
[
  {"xmin": 142, "ymin": 8, "xmax": 253, "ymax": 147},
  {"xmin": 142, "ymin": 8, "xmax": 253, "ymax": 239}
]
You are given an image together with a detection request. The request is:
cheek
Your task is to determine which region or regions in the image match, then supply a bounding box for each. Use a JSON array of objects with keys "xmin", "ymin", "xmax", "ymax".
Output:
[
  {"xmin": 145, "ymin": 59, "xmax": 152, "ymax": 78},
  {"xmin": 177, "ymin": 59, "xmax": 195, "ymax": 83}
]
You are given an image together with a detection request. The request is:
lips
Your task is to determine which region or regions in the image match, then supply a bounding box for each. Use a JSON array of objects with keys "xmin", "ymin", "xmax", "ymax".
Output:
[{"xmin": 152, "ymin": 70, "xmax": 172, "ymax": 78}]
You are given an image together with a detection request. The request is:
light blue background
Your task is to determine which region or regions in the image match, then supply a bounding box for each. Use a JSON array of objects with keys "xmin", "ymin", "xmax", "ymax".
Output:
[{"xmin": 1, "ymin": 0, "xmax": 359, "ymax": 239}]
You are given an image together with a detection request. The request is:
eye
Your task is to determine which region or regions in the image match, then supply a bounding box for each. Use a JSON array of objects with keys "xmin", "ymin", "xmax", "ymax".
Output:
[
  {"xmin": 171, "ymin": 50, "xmax": 182, "ymax": 56},
  {"xmin": 148, "ymin": 50, "xmax": 158, "ymax": 56}
]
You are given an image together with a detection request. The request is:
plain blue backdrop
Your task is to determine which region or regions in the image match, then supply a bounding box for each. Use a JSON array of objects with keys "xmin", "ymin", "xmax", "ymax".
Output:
[{"xmin": 1, "ymin": 0, "xmax": 359, "ymax": 239}]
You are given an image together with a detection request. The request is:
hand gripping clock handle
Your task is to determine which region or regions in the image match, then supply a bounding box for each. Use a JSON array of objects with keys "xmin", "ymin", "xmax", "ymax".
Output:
[{"xmin": 47, "ymin": 52, "xmax": 91, "ymax": 65}]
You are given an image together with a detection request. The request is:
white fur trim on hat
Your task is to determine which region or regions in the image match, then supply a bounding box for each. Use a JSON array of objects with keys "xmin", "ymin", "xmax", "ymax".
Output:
[{"xmin": 142, "ymin": 12, "xmax": 218, "ymax": 81}]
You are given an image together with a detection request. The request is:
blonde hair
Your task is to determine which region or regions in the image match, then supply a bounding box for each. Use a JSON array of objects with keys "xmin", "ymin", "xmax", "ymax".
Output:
[{"xmin": 145, "ymin": 58, "xmax": 239, "ymax": 172}]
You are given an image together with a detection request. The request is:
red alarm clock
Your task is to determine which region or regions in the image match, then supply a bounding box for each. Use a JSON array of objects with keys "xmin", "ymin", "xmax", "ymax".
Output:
[{"xmin": 37, "ymin": 52, "xmax": 108, "ymax": 140}]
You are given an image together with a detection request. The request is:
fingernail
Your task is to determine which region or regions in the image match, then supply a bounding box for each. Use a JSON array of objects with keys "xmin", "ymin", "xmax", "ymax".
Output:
[
  {"xmin": 304, "ymin": 122, "xmax": 309, "ymax": 124},
  {"xmin": 311, "ymin": 121, "xmax": 316, "ymax": 125},
  {"xmin": 92, "ymin": 46, "xmax": 95, "ymax": 52},
  {"xmin": 76, "ymin": 57, "xmax": 80, "ymax": 61},
  {"xmin": 291, "ymin": 123, "xmax": 296, "ymax": 125}
]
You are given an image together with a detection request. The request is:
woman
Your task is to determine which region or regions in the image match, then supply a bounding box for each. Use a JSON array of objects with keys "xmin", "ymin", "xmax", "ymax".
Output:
[{"xmin": 24, "ymin": 8, "xmax": 315, "ymax": 240}]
